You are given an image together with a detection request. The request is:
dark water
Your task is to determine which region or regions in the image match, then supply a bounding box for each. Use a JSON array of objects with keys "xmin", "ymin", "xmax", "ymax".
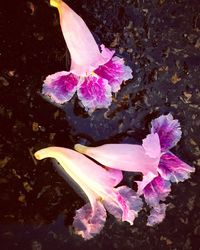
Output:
[{"xmin": 0, "ymin": 0, "xmax": 200, "ymax": 249}]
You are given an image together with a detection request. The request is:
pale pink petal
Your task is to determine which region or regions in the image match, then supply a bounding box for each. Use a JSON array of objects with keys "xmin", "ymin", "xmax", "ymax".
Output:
[
  {"xmin": 95, "ymin": 55, "xmax": 133, "ymax": 92},
  {"xmin": 147, "ymin": 204, "xmax": 167, "ymax": 226},
  {"xmin": 75, "ymin": 143, "xmax": 159, "ymax": 175},
  {"xmin": 100, "ymin": 44, "xmax": 115, "ymax": 62},
  {"xmin": 73, "ymin": 201, "xmax": 106, "ymax": 240},
  {"xmin": 77, "ymin": 75, "xmax": 112, "ymax": 113},
  {"xmin": 53, "ymin": 1, "xmax": 113, "ymax": 76},
  {"xmin": 106, "ymin": 168, "xmax": 123, "ymax": 186},
  {"xmin": 42, "ymin": 71, "xmax": 78, "ymax": 104},
  {"xmin": 151, "ymin": 114, "xmax": 182, "ymax": 151},
  {"xmin": 142, "ymin": 133, "xmax": 161, "ymax": 159},
  {"xmin": 103, "ymin": 186, "xmax": 142, "ymax": 224},
  {"xmin": 158, "ymin": 152, "xmax": 195, "ymax": 183}
]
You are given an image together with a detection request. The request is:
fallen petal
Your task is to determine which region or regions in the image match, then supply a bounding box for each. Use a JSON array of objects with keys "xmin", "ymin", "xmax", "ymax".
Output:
[
  {"xmin": 52, "ymin": 1, "xmax": 113, "ymax": 76},
  {"xmin": 42, "ymin": 71, "xmax": 78, "ymax": 104},
  {"xmin": 158, "ymin": 152, "xmax": 195, "ymax": 183},
  {"xmin": 143, "ymin": 175, "xmax": 171, "ymax": 207},
  {"xmin": 103, "ymin": 186, "xmax": 142, "ymax": 225},
  {"xmin": 136, "ymin": 171, "xmax": 158, "ymax": 195},
  {"xmin": 34, "ymin": 147, "xmax": 122, "ymax": 205},
  {"xmin": 147, "ymin": 203, "xmax": 167, "ymax": 226},
  {"xmin": 151, "ymin": 114, "xmax": 182, "ymax": 151},
  {"xmin": 142, "ymin": 176, "xmax": 171, "ymax": 226},
  {"xmin": 106, "ymin": 168, "xmax": 123, "ymax": 186},
  {"xmin": 95, "ymin": 55, "xmax": 132, "ymax": 92},
  {"xmin": 73, "ymin": 201, "xmax": 107, "ymax": 240},
  {"xmin": 77, "ymin": 75, "xmax": 112, "ymax": 113},
  {"xmin": 142, "ymin": 133, "xmax": 161, "ymax": 159},
  {"xmin": 75, "ymin": 143, "xmax": 159, "ymax": 175}
]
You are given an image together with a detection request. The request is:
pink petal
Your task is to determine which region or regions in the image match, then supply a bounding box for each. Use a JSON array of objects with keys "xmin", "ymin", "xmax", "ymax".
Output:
[
  {"xmin": 151, "ymin": 114, "xmax": 182, "ymax": 151},
  {"xmin": 106, "ymin": 168, "xmax": 123, "ymax": 186},
  {"xmin": 73, "ymin": 201, "xmax": 106, "ymax": 240},
  {"xmin": 103, "ymin": 186, "xmax": 142, "ymax": 225},
  {"xmin": 95, "ymin": 55, "xmax": 132, "ymax": 92},
  {"xmin": 53, "ymin": 1, "xmax": 113, "ymax": 76},
  {"xmin": 42, "ymin": 71, "xmax": 78, "ymax": 104},
  {"xmin": 158, "ymin": 152, "xmax": 195, "ymax": 183},
  {"xmin": 77, "ymin": 75, "xmax": 112, "ymax": 113},
  {"xmin": 100, "ymin": 44, "xmax": 115, "ymax": 62},
  {"xmin": 147, "ymin": 204, "xmax": 167, "ymax": 226},
  {"xmin": 142, "ymin": 133, "xmax": 161, "ymax": 159},
  {"xmin": 75, "ymin": 143, "xmax": 159, "ymax": 175}
]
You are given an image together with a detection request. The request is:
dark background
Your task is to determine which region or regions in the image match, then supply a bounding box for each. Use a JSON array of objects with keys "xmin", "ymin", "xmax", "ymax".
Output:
[{"xmin": 0, "ymin": 0, "xmax": 200, "ymax": 249}]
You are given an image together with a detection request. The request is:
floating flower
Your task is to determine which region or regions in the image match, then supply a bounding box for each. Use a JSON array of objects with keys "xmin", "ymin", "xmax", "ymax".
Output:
[
  {"xmin": 75, "ymin": 114, "xmax": 195, "ymax": 225},
  {"xmin": 34, "ymin": 147, "xmax": 142, "ymax": 240},
  {"xmin": 43, "ymin": 0, "xmax": 132, "ymax": 113}
]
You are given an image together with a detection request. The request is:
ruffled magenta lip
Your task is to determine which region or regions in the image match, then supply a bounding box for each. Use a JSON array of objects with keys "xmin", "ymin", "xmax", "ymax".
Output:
[{"xmin": 42, "ymin": 48, "xmax": 132, "ymax": 113}]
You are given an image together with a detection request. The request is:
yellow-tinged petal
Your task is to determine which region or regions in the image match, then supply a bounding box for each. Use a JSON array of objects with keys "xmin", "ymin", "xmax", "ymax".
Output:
[
  {"xmin": 50, "ymin": 0, "xmax": 61, "ymax": 9},
  {"xmin": 34, "ymin": 147, "xmax": 122, "ymax": 205},
  {"xmin": 74, "ymin": 144, "xmax": 88, "ymax": 154}
]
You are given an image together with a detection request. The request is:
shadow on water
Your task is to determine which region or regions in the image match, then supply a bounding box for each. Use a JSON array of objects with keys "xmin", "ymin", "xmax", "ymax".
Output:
[{"xmin": 0, "ymin": 0, "xmax": 200, "ymax": 249}]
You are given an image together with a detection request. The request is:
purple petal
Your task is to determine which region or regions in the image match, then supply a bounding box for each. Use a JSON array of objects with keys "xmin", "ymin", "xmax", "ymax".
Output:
[
  {"xmin": 143, "ymin": 175, "xmax": 171, "ymax": 207},
  {"xmin": 77, "ymin": 74, "xmax": 112, "ymax": 113},
  {"xmin": 103, "ymin": 186, "xmax": 143, "ymax": 225},
  {"xmin": 147, "ymin": 204, "xmax": 167, "ymax": 226},
  {"xmin": 151, "ymin": 114, "xmax": 182, "ymax": 151},
  {"xmin": 95, "ymin": 56, "xmax": 132, "ymax": 93},
  {"xmin": 43, "ymin": 71, "xmax": 78, "ymax": 104},
  {"xmin": 143, "ymin": 176, "xmax": 171, "ymax": 226},
  {"xmin": 158, "ymin": 152, "xmax": 195, "ymax": 183},
  {"xmin": 73, "ymin": 201, "xmax": 106, "ymax": 240}
]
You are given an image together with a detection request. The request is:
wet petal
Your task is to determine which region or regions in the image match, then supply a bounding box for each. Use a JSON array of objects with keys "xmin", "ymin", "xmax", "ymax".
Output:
[
  {"xmin": 158, "ymin": 152, "xmax": 195, "ymax": 183},
  {"xmin": 151, "ymin": 114, "xmax": 182, "ymax": 151},
  {"xmin": 51, "ymin": 1, "xmax": 113, "ymax": 76},
  {"xmin": 143, "ymin": 175, "xmax": 171, "ymax": 207},
  {"xmin": 73, "ymin": 201, "xmax": 107, "ymax": 240},
  {"xmin": 75, "ymin": 143, "xmax": 159, "ymax": 175},
  {"xmin": 77, "ymin": 75, "xmax": 112, "ymax": 113},
  {"xmin": 142, "ymin": 133, "xmax": 161, "ymax": 159},
  {"xmin": 95, "ymin": 56, "xmax": 132, "ymax": 92},
  {"xmin": 42, "ymin": 71, "xmax": 78, "ymax": 104},
  {"xmin": 103, "ymin": 186, "xmax": 143, "ymax": 224},
  {"xmin": 147, "ymin": 204, "xmax": 167, "ymax": 226}
]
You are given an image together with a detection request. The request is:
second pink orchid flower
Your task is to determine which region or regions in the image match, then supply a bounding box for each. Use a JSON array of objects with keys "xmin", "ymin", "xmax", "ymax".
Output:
[{"xmin": 75, "ymin": 114, "xmax": 195, "ymax": 225}]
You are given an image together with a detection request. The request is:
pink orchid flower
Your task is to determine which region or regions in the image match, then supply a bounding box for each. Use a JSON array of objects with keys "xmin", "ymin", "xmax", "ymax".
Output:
[
  {"xmin": 43, "ymin": 0, "xmax": 132, "ymax": 113},
  {"xmin": 75, "ymin": 114, "xmax": 195, "ymax": 226},
  {"xmin": 34, "ymin": 147, "xmax": 142, "ymax": 240}
]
